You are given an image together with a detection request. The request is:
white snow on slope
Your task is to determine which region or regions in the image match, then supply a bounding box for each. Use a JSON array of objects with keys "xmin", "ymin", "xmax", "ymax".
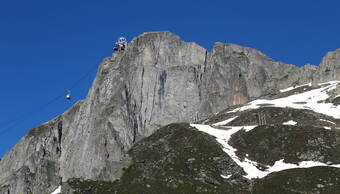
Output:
[
  {"xmin": 221, "ymin": 174, "xmax": 232, "ymax": 179},
  {"xmin": 268, "ymin": 159, "xmax": 340, "ymax": 173},
  {"xmin": 280, "ymin": 83, "xmax": 312, "ymax": 93},
  {"xmin": 229, "ymin": 81, "xmax": 340, "ymax": 119},
  {"xmin": 212, "ymin": 116, "xmax": 238, "ymax": 126},
  {"xmin": 283, "ymin": 120, "xmax": 297, "ymax": 125},
  {"xmin": 50, "ymin": 186, "xmax": 61, "ymax": 194},
  {"xmin": 191, "ymin": 124, "xmax": 340, "ymax": 179},
  {"xmin": 318, "ymin": 81, "xmax": 340, "ymax": 86},
  {"xmin": 320, "ymin": 119, "xmax": 336, "ymax": 125}
]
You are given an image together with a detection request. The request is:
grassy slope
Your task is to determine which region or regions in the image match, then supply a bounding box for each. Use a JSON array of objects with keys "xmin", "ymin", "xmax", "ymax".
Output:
[
  {"xmin": 64, "ymin": 123, "xmax": 340, "ymax": 194},
  {"xmin": 230, "ymin": 125, "xmax": 340, "ymax": 165},
  {"xmin": 253, "ymin": 166, "xmax": 340, "ymax": 194},
  {"xmin": 65, "ymin": 123, "xmax": 250, "ymax": 194}
]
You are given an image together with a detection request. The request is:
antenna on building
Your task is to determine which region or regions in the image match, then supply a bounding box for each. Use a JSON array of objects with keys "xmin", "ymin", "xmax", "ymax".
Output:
[{"xmin": 113, "ymin": 37, "xmax": 128, "ymax": 52}]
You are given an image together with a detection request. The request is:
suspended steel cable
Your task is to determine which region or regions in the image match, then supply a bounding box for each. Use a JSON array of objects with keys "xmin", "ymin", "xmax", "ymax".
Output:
[
  {"xmin": 0, "ymin": 94, "xmax": 64, "ymax": 136},
  {"xmin": 69, "ymin": 63, "xmax": 98, "ymax": 90},
  {"xmin": 0, "ymin": 63, "xmax": 98, "ymax": 136}
]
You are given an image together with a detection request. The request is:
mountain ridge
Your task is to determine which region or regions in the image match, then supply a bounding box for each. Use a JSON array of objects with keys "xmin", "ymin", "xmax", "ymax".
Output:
[{"xmin": 1, "ymin": 31, "xmax": 340, "ymax": 194}]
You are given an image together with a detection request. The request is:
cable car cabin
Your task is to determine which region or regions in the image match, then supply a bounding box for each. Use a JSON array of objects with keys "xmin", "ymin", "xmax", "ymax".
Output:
[
  {"xmin": 66, "ymin": 94, "xmax": 71, "ymax": 100},
  {"xmin": 113, "ymin": 37, "xmax": 127, "ymax": 52},
  {"xmin": 66, "ymin": 91, "xmax": 71, "ymax": 100}
]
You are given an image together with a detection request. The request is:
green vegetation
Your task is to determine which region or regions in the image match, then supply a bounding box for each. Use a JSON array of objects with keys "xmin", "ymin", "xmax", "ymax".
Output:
[
  {"xmin": 228, "ymin": 107, "xmax": 336, "ymax": 127},
  {"xmin": 203, "ymin": 106, "xmax": 338, "ymax": 129},
  {"xmin": 64, "ymin": 123, "xmax": 340, "ymax": 194},
  {"xmin": 331, "ymin": 96, "xmax": 340, "ymax": 106},
  {"xmin": 202, "ymin": 104, "xmax": 245, "ymax": 125},
  {"xmin": 253, "ymin": 166, "xmax": 340, "ymax": 194},
  {"xmin": 230, "ymin": 125, "xmax": 340, "ymax": 165},
  {"xmin": 274, "ymin": 85, "xmax": 318, "ymax": 99},
  {"xmin": 321, "ymin": 96, "xmax": 340, "ymax": 106},
  {"xmin": 66, "ymin": 123, "xmax": 250, "ymax": 194},
  {"xmin": 27, "ymin": 118, "xmax": 59, "ymax": 138},
  {"xmin": 66, "ymin": 179, "xmax": 118, "ymax": 194},
  {"xmin": 27, "ymin": 124, "xmax": 50, "ymax": 137},
  {"xmin": 45, "ymin": 159, "xmax": 56, "ymax": 170}
]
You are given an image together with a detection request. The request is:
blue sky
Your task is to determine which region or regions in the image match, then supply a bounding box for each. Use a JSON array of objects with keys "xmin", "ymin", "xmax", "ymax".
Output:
[{"xmin": 0, "ymin": 0, "xmax": 340, "ymax": 157}]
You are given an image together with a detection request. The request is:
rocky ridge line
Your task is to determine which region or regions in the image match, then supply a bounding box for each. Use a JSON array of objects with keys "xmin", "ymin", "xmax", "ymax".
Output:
[{"xmin": 0, "ymin": 31, "xmax": 340, "ymax": 193}]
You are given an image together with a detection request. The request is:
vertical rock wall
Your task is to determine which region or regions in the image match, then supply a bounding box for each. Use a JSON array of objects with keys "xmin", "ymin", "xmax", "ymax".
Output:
[{"xmin": 0, "ymin": 31, "xmax": 339, "ymax": 193}]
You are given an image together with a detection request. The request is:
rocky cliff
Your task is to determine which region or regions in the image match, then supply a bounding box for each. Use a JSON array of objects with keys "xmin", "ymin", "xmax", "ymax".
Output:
[{"xmin": 0, "ymin": 31, "xmax": 339, "ymax": 193}]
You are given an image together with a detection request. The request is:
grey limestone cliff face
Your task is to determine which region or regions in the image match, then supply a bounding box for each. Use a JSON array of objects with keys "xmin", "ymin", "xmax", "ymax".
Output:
[
  {"xmin": 0, "ymin": 101, "xmax": 82, "ymax": 194},
  {"xmin": 0, "ymin": 31, "xmax": 339, "ymax": 193},
  {"xmin": 314, "ymin": 49, "xmax": 340, "ymax": 82}
]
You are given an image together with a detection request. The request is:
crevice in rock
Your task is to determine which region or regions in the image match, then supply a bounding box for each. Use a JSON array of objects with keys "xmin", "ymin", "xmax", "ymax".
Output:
[
  {"xmin": 123, "ymin": 84, "xmax": 138, "ymax": 143},
  {"xmin": 153, "ymin": 35, "xmax": 163, "ymax": 66},
  {"xmin": 57, "ymin": 121, "xmax": 62, "ymax": 145},
  {"xmin": 149, "ymin": 73, "xmax": 159, "ymax": 123},
  {"xmin": 203, "ymin": 50, "xmax": 208, "ymax": 73},
  {"xmin": 158, "ymin": 70, "xmax": 167, "ymax": 108},
  {"xmin": 42, "ymin": 148, "xmax": 46, "ymax": 157},
  {"xmin": 124, "ymin": 84, "xmax": 132, "ymax": 115},
  {"xmin": 57, "ymin": 120, "xmax": 63, "ymax": 156},
  {"xmin": 138, "ymin": 67, "xmax": 145, "ymax": 134},
  {"xmin": 140, "ymin": 67, "xmax": 145, "ymax": 110},
  {"xmin": 103, "ymin": 138, "xmax": 110, "ymax": 159}
]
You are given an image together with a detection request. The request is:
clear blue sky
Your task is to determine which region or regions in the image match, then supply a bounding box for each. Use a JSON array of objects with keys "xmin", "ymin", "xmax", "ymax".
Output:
[{"xmin": 1, "ymin": 0, "xmax": 340, "ymax": 157}]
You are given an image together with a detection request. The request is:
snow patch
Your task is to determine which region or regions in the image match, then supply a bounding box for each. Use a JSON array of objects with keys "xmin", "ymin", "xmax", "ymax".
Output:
[
  {"xmin": 320, "ymin": 119, "xmax": 336, "ymax": 125},
  {"xmin": 191, "ymin": 124, "xmax": 340, "ymax": 179},
  {"xmin": 324, "ymin": 126, "xmax": 331, "ymax": 130},
  {"xmin": 318, "ymin": 81, "xmax": 339, "ymax": 86},
  {"xmin": 50, "ymin": 186, "xmax": 61, "ymax": 194},
  {"xmin": 212, "ymin": 116, "xmax": 238, "ymax": 126},
  {"xmin": 283, "ymin": 120, "xmax": 297, "ymax": 125},
  {"xmin": 267, "ymin": 159, "xmax": 340, "ymax": 174},
  {"xmin": 228, "ymin": 81, "xmax": 340, "ymax": 119},
  {"xmin": 280, "ymin": 83, "xmax": 312, "ymax": 93},
  {"xmin": 221, "ymin": 174, "xmax": 232, "ymax": 179}
]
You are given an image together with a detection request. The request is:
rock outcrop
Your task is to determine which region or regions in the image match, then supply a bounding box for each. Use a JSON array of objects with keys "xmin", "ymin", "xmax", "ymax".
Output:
[
  {"xmin": 314, "ymin": 49, "xmax": 340, "ymax": 82},
  {"xmin": 0, "ymin": 31, "xmax": 339, "ymax": 193},
  {"xmin": 63, "ymin": 123, "xmax": 250, "ymax": 194}
]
